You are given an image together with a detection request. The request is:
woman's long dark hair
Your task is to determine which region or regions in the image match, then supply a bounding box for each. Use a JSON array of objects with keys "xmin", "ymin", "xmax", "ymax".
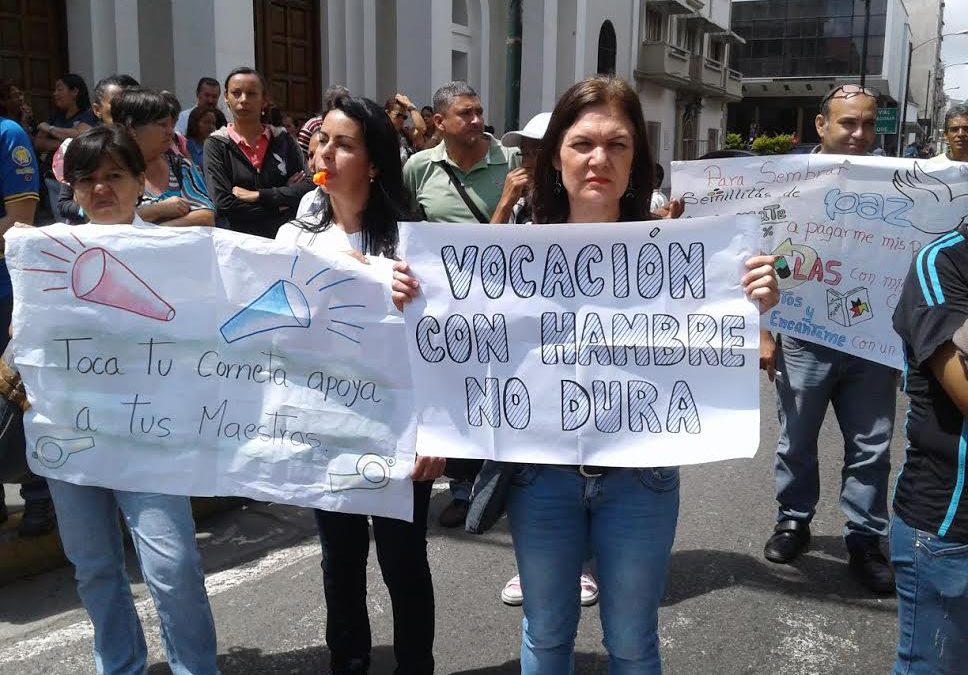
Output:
[
  {"xmin": 293, "ymin": 95, "xmax": 413, "ymax": 258},
  {"xmin": 59, "ymin": 73, "xmax": 92, "ymax": 112},
  {"xmin": 532, "ymin": 76, "xmax": 655, "ymax": 224}
]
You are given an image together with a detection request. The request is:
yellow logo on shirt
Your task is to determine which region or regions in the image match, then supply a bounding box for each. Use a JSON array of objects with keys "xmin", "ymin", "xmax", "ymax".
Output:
[{"xmin": 11, "ymin": 145, "xmax": 31, "ymax": 167}]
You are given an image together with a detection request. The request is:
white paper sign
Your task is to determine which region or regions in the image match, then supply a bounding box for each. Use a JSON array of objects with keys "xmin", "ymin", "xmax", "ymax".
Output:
[
  {"xmin": 6, "ymin": 224, "xmax": 415, "ymax": 521},
  {"xmin": 400, "ymin": 216, "xmax": 761, "ymax": 468},
  {"xmin": 673, "ymin": 155, "xmax": 968, "ymax": 368}
]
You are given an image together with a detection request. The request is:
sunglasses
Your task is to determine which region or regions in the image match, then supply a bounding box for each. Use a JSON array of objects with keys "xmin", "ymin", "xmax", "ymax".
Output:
[
  {"xmin": 821, "ymin": 84, "xmax": 879, "ymax": 107},
  {"xmin": 391, "ymin": 112, "xmax": 407, "ymax": 120}
]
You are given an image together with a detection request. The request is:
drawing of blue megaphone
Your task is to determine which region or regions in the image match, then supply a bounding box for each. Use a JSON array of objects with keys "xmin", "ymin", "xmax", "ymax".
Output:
[
  {"xmin": 329, "ymin": 454, "xmax": 394, "ymax": 492},
  {"xmin": 220, "ymin": 279, "xmax": 311, "ymax": 343},
  {"xmin": 33, "ymin": 435, "xmax": 96, "ymax": 469}
]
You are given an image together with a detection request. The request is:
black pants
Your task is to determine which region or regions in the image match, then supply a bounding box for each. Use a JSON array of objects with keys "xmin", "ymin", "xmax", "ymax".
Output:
[{"xmin": 315, "ymin": 479, "xmax": 435, "ymax": 675}]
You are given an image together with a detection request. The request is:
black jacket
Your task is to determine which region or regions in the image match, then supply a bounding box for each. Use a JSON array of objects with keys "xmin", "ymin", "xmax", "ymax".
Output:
[{"xmin": 202, "ymin": 125, "xmax": 312, "ymax": 238}]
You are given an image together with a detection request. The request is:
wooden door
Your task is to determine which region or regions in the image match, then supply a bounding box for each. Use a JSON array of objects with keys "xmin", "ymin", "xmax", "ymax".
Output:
[
  {"xmin": 254, "ymin": 0, "xmax": 321, "ymax": 124},
  {"xmin": 0, "ymin": 0, "xmax": 68, "ymax": 123}
]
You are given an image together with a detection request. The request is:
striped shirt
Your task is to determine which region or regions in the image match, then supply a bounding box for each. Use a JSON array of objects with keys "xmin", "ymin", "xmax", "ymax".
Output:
[{"xmin": 141, "ymin": 152, "xmax": 215, "ymax": 212}]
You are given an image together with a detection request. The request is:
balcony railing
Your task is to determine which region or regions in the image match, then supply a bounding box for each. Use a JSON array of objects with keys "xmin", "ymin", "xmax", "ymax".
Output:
[
  {"xmin": 726, "ymin": 68, "xmax": 743, "ymax": 99},
  {"xmin": 648, "ymin": 0, "xmax": 700, "ymax": 15},
  {"xmin": 689, "ymin": 54, "xmax": 726, "ymax": 93},
  {"xmin": 635, "ymin": 41, "xmax": 691, "ymax": 86}
]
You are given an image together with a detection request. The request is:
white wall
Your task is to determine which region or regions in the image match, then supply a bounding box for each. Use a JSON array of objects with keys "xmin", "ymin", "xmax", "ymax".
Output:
[
  {"xmin": 905, "ymin": 0, "xmax": 944, "ymax": 116},
  {"xmin": 394, "ymin": 0, "xmax": 435, "ymax": 106},
  {"xmin": 699, "ymin": 100, "xmax": 727, "ymax": 150},
  {"xmin": 637, "ymin": 81, "xmax": 678, "ymax": 187},
  {"xmin": 709, "ymin": 0, "xmax": 731, "ymax": 32},
  {"xmin": 375, "ymin": 0, "xmax": 398, "ymax": 103},
  {"xmin": 883, "ymin": 0, "xmax": 911, "ymax": 101},
  {"xmin": 171, "ymin": 0, "xmax": 217, "ymax": 107},
  {"xmin": 66, "ymin": 0, "xmax": 141, "ymax": 88},
  {"xmin": 576, "ymin": 0, "xmax": 637, "ymax": 82},
  {"xmin": 137, "ymin": 0, "xmax": 174, "ymax": 91},
  {"xmin": 212, "ymin": 0, "xmax": 255, "ymax": 107}
]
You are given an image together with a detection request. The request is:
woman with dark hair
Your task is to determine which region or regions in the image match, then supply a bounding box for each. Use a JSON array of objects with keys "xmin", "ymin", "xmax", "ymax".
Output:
[
  {"xmin": 53, "ymin": 74, "xmax": 140, "ymax": 224},
  {"xmin": 32, "ymin": 73, "xmax": 97, "ymax": 218},
  {"xmin": 33, "ymin": 73, "xmax": 95, "ymax": 148},
  {"xmin": 91, "ymin": 74, "xmax": 140, "ymax": 125},
  {"xmin": 276, "ymin": 95, "xmax": 444, "ymax": 675},
  {"xmin": 112, "ymin": 87, "xmax": 214, "ymax": 226},
  {"xmin": 393, "ymin": 76, "xmax": 779, "ymax": 674},
  {"xmin": 42, "ymin": 125, "xmax": 219, "ymax": 675},
  {"xmin": 186, "ymin": 107, "xmax": 218, "ymax": 167},
  {"xmin": 203, "ymin": 66, "xmax": 312, "ymax": 238}
]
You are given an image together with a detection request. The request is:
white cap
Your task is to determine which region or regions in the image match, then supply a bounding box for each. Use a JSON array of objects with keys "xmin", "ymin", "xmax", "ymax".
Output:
[{"xmin": 501, "ymin": 112, "xmax": 552, "ymax": 147}]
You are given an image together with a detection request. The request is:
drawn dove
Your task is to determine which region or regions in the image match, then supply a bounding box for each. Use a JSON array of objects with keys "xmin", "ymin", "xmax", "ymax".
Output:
[{"xmin": 892, "ymin": 162, "xmax": 968, "ymax": 233}]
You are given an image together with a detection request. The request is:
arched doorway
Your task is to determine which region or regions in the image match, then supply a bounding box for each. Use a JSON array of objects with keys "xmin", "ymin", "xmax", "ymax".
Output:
[{"xmin": 597, "ymin": 21, "xmax": 617, "ymax": 76}]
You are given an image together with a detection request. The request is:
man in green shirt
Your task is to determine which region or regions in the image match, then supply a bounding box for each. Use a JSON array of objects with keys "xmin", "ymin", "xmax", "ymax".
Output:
[
  {"xmin": 403, "ymin": 82, "xmax": 519, "ymax": 527},
  {"xmin": 403, "ymin": 81, "xmax": 519, "ymax": 224}
]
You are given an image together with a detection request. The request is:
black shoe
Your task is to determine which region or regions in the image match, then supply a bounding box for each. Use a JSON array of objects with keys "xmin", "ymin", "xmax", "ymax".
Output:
[
  {"xmin": 19, "ymin": 497, "xmax": 56, "ymax": 538},
  {"xmin": 0, "ymin": 499, "xmax": 7, "ymax": 525},
  {"xmin": 438, "ymin": 499, "xmax": 469, "ymax": 528},
  {"xmin": 764, "ymin": 519, "xmax": 810, "ymax": 564},
  {"xmin": 848, "ymin": 545, "xmax": 895, "ymax": 596}
]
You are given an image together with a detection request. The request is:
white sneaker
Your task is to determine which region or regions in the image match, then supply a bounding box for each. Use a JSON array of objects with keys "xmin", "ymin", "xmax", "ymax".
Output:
[
  {"xmin": 580, "ymin": 573, "xmax": 599, "ymax": 607},
  {"xmin": 501, "ymin": 574, "xmax": 524, "ymax": 606}
]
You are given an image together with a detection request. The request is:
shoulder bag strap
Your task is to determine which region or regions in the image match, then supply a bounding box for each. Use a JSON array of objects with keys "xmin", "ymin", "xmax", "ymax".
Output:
[{"xmin": 434, "ymin": 160, "xmax": 489, "ymax": 223}]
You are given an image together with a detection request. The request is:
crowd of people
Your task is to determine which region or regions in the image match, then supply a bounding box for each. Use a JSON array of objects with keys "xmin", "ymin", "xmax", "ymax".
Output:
[{"xmin": 0, "ymin": 66, "xmax": 966, "ymax": 675}]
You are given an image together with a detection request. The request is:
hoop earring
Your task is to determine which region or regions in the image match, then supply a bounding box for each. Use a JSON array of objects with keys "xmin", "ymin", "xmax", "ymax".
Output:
[{"xmin": 623, "ymin": 182, "xmax": 636, "ymax": 200}]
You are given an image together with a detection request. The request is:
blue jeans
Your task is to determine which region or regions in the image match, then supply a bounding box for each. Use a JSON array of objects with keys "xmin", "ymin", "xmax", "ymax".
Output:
[
  {"xmin": 47, "ymin": 479, "xmax": 219, "ymax": 675},
  {"xmin": 891, "ymin": 514, "xmax": 968, "ymax": 674},
  {"xmin": 774, "ymin": 336, "xmax": 895, "ymax": 543},
  {"xmin": 507, "ymin": 465, "xmax": 679, "ymax": 675}
]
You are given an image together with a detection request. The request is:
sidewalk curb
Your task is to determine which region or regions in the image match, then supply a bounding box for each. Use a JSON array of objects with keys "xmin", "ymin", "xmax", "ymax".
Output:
[{"xmin": 0, "ymin": 497, "xmax": 248, "ymax": 586}]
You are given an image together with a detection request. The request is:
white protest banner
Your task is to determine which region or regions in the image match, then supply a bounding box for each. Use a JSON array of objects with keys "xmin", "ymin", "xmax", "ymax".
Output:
[
  {"xmin": 400, "ymin": 216, "xmax": 761, "ymax": 467},
  {"xmin": 6, "ymin": 224, "xmax": 415, "ymax": 521},
  {"xmin": 673, "ymin": 155, "xmax": 968, "ymax": 369}
]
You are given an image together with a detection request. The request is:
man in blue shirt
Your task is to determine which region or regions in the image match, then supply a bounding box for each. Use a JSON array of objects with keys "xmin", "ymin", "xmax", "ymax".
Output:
[{"xmin": 0, "ymin": 80, "xmax": 56, "ymax": 537}]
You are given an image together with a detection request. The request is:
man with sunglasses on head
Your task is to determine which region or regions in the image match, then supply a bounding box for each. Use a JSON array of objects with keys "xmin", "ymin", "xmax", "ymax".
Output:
[{"xmin": 760, "ymin": 83, "xmax": 896, "ymax": 595}]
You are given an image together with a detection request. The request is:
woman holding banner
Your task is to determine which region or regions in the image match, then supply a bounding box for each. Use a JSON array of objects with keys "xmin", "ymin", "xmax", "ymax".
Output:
[
  {"xmin": 392, "ymin": 75, "xmax": 779, "ymax": 674},
  {"xmin": 276, "ymin": 94, "xmax": 444, "ymax": 675},
  {"xmin": 41, "ymin": 126, "xmax": 220, "ymax": 675}
]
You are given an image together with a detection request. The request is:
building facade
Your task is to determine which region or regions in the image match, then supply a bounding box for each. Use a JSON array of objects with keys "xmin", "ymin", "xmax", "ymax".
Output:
[
  {"xmin": 904, "ymin": 0, "xmax": 945, "ymax": 145},
  {"xmin": 727, "ymin": 0, "xmax": 917, "ymax": 152},
  {"xmin": 1, "ymin": 0, "xmax": 741, "ymax": 186}
]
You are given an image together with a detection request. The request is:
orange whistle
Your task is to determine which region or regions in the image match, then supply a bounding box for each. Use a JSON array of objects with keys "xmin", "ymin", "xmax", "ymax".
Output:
[{"xmin": 312, "ymin": 170, "xmax": 328, "ymax": 187}]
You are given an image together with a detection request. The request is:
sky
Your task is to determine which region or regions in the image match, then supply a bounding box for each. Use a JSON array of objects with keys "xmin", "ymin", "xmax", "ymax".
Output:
[{"xmin": 940, "ymin": 2, "xmax": 968, "ymax": 104}]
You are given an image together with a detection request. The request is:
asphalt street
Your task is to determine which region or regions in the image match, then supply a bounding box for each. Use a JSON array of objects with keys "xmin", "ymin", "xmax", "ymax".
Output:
[{"xmin": 0, "ymin": 373, "xmax": 904, "ymax": 675}]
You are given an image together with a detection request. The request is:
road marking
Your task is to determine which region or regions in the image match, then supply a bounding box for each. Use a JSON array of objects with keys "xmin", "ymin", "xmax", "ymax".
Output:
[{"xmin": 0, "ymin": 541, "xmax": 320, "ymax": 663}]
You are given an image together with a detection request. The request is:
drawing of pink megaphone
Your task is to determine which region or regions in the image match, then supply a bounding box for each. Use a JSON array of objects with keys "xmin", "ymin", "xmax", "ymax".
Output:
[{"xmin": 71, "ymin": 247, "xmax": 175, "ymax": 321}]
